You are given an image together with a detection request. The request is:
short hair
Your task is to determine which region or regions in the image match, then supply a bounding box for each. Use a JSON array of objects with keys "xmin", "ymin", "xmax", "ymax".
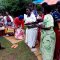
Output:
[
  {"xmin": 28, "ymin": 3, "xmax": 33, "ymax": 7},
  {"xmin": 42, "ymin": 2, "xmax": 48, "ymax": 7},
  {"xmin": 26, "ymin": 7, "xmax": 32, "ymax": 12},
  {"xmin": 42, "ymin": 3, "xmax": 52, "ymax": 13},
  {"xmin": 56, "ymin": 1, "xmax": 60, "ymax": 5},
  {"xmin": 55, "ymin": 1, "xmax": 60, "ymax": 9},
  {"xmin": 28, "ymin": 3, "xmax": 36, "ymax": 10}
]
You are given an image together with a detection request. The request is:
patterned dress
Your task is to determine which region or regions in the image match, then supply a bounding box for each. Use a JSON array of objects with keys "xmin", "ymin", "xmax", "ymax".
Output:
[
  {"xmin": 15, "ymin": 27, "xmax": 25, "ymax": 40},
  {"xmin": 40, "ymin": 14, "xmax": 56, "ymax": 60},
  {"xmin": 52, "ymin": 10, "xmax": 60, "ymax": 60}
]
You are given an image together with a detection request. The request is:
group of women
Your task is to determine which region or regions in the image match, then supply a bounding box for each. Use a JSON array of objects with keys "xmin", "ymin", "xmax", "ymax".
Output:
[
  {"xmin": 0, "ymin": 12, "xmax": 14, "ymax": 49},
  {"xmin": 24, "ymin": 1, "xmax": 60, "ymax": 60},
  {"xmin": 0, "ymin": 1, "xmax": 60, "ymax": 60}
]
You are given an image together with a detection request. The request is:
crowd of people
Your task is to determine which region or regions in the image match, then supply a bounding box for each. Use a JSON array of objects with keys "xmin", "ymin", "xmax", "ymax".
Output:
[{"xmin": 0, "ymin": 1, "xmax": 60, "ymax": 60}]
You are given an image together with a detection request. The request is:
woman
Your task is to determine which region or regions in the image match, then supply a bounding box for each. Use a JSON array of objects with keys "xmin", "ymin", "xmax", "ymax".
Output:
[
  {"xmin": 52, "ymin": 1, "xmax": 60, "ymax": 60},
  {"xmin": 14, "ymin": 15, "xmax": 25, "ymax": 40},
  {"xmin": 24, "ymin": 7, "xmax": 38, "ymax": 51},
  {"xmin": 39, "ymin": 3, "xmax": 56, "ymax": 60},
  {"xmin": 4, "ymin": 12, "xmax": 14, "ymax": 27},
  {"xmin": 14, "ymin": 15, "xmax": 24, "ymax": 29},
  {"xmin": 28, "ymin": 3, "xmax": 38, "ymax": 17},
  {"xmin": 4, "ymin": 12, "xmax": 14, "ymax": 36}
]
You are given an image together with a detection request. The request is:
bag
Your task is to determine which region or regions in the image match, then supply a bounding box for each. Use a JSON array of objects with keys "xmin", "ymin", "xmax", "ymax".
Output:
[{"xmin": 15, "ymin": 28, "xmax": 25, "ymax": 40}]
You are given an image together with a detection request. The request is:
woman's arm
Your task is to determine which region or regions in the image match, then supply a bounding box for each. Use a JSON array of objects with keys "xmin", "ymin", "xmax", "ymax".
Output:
[{"xmin": 38, "ymin": 24, "xmax": 52, "ymax": 30}]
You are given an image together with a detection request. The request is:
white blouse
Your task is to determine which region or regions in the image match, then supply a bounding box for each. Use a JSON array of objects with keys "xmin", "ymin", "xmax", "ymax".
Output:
[
  {"xmin": 4, "ymin": 15, "xmax": 13, "ymax": 25},
  {"xmin": 24, "ymin": 13, "xmax": 36, "ymax": 24}
]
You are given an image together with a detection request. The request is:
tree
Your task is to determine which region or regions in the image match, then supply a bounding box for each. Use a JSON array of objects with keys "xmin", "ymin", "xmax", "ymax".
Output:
[
  {"xmin": 0, "ymin": 0, "xmax": 34, "ymax": 16},
  {"xmin": 10, "ymin": 0, "xmax": 34, "ymax": 16}
]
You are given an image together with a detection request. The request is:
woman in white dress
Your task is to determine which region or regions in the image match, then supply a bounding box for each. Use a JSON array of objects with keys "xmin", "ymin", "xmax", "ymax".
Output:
[{"xmin": 24, "ymin": 7, "xmax": 38, "ymax": 50}]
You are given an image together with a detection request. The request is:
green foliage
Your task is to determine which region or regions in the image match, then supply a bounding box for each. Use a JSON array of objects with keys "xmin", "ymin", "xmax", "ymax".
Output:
[
  {"xmin": 36, "ymin": 4, "xmax": 42, "ymax": 11},
  {"xmin": 0, "ymin": 37, "xmax": 37, "ymax": 60},
  {"xmin": 0, "ymin": 6, "xmax": 5, "ymax": 13},
  {"xmin": 0, "ymin": 0, "xmax": 34, "ymax": 16},
  {"xmin": 36, "ymin": 4, "xmax": 43, "ymax": 14}
]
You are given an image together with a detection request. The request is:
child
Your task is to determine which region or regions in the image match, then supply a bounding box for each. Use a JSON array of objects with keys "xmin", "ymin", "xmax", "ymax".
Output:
[{"xmin": 14, "ymin": 15, "xmax": 25, "ymax": 40}]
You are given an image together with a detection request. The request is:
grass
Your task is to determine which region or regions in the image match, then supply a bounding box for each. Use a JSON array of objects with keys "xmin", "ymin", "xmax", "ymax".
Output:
[{"xmin": 0, "ymin": 37, "xmax": 38, "ymax": 60}]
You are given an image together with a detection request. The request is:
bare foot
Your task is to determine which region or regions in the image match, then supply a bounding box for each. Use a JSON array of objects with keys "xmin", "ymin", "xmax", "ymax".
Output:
[
  {"xmin": 11, "ymin": 44, "xmax": 18, "ymax": 48},
  {"xmin": 14, "ymin": 44, "xmax": 18, "ymax": 48}
]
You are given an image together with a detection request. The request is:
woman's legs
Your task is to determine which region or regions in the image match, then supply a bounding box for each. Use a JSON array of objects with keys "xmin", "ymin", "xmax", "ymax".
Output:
[
  {"xmin": 26, "ymin": 28, "xmax": 37, "ymax": 48},
  {"xmin": 40, "ymin": 31, "xmax": 56, "ymax": 60}
]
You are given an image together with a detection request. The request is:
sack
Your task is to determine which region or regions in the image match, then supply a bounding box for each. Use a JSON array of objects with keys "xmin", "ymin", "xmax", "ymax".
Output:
[{"xmin": 15, "ymin": 28, "xmax": 25, "ymax": 40}]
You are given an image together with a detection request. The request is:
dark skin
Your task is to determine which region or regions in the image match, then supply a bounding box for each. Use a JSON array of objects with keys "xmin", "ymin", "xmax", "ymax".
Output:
[
  {"xmin": 38, "ymin": 24, "xmax": 52, "ymax": 30},
  {"xmin": 38, "ymin": 7, "xmax": 52, "ymax": 30},
  {"xmin": 25, "ymin": 7, "xmax": 51, "ymax": 30},
  {"xmin": 25, "ymin": 8, "xmax": 43, "ymax": 26},
  {"xmin": 26, "ymin": 8, "xmax": 31, "ymax": 17}
]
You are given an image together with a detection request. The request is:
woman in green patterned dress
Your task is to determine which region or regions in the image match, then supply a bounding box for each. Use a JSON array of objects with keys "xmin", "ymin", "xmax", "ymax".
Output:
[{"xmin": 39, "ymin": 3, "xmax": 56, "ymax": 60}]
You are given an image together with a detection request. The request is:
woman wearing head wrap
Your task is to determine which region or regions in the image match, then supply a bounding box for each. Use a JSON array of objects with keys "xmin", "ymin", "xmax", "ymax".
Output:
[
  {"xmin": 14, "ymin": 15, "xmax": 24, "ymax": 29},
  {"xmin": 14, "ymin": 15, "xmax": 25, "ymax": 40}
]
